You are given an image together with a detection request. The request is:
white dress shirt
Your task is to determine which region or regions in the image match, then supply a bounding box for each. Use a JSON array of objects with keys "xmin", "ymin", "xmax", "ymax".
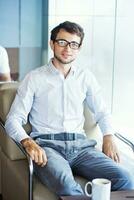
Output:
[
  {"xmin": 0, "ymin": 46, "xmax": 10, "ymax": 74},
  {"xmin": 5, "ymin": 59, "xmax": 114, "ymax": 143}
]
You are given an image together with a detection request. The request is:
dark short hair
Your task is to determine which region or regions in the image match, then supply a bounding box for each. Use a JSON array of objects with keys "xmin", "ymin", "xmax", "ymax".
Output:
[{"xmin": 50, "ymin": 21, "xmax": 84, "ymax": 46}]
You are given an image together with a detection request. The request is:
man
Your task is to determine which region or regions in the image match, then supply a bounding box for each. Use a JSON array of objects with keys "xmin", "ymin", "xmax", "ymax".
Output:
[
  {"xmin": 5, "ymin": 21, "xmax": 133, "ymax": 196},
  {"xmin": 0, "ymin": 46, "xmax": 11, "ymax": 81}
]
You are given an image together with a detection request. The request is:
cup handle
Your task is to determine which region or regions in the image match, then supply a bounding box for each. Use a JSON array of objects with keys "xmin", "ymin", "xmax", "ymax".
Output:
[{"xmin": 84, "ymin": 182, "xmax": 92, "ymax": 197}]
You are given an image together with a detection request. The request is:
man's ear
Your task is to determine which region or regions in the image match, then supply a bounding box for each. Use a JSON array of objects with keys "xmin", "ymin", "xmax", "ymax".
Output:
[{"xmin": 50, "ymin": 40, "xmax": 54, "ymax": 50}]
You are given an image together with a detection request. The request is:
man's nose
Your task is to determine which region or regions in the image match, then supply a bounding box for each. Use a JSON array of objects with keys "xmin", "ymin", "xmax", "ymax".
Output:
[{"xmin": 65, "ymin": 44, "xmax": 71, "ymax": 50}]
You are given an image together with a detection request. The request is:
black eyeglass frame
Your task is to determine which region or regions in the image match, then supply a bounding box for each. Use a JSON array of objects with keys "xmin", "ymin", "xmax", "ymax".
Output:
[{"xmin": 54, "ymin": 39, "xmax": 81, "ymax": 50}]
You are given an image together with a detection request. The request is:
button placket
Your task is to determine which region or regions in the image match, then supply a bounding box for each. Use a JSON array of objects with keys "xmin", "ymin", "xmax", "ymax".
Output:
[{"xmin": 63, "ymin": 79, "xmax": 68, "ymax": 130}]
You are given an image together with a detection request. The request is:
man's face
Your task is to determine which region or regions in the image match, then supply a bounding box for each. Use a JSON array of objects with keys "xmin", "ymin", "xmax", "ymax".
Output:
[{"xmin": 50, "ymin": 29, "xmax": 81, "ymax": 65}]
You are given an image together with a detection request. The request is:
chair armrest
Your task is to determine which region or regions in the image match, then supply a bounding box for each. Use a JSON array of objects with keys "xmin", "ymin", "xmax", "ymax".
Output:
[
  {"xmin": 15, "ymin": 142, "xmax": 33, "ymax": 200},
  {"xmin": 114, "ymin": 132, "xmax": 134, "ymax": 152}
]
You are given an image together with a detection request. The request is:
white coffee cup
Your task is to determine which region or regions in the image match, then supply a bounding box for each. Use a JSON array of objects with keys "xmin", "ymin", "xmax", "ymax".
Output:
[{"xmin": 84, "ymin": 178, "xmax": 111, "ymax": 200}]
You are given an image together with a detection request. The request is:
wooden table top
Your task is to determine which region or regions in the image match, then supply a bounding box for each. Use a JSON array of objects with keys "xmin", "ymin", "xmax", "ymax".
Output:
[
  {"xmin": 111, "ymin": 190, "xmax": 134, "ymax": 200},
  {"xmin": 60, "ymin": 190, "xmax": 134, "ymax": 200}
]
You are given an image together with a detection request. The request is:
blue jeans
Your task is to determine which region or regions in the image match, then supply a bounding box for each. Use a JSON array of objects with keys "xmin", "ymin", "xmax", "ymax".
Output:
[{"xmin": 33, "ymin": 134, "xmax": 134, "ymax": 196}]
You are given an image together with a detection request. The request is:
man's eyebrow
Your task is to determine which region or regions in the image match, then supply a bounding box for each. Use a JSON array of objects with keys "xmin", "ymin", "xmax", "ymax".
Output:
[{"xmin": 56, "ymin": 39, "xmax": 80, "ymax": 43}]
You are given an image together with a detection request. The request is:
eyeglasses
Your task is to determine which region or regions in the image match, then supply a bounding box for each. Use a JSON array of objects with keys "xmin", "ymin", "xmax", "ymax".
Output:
[{"xmin": 54, "ymin": 39, "xmax": 81, "ymax": 50}]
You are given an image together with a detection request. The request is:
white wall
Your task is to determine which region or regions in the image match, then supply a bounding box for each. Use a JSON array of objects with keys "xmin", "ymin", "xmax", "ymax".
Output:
[{"xmin": 112, "ymin": 0, "xmax": 134, "ymax": 138}]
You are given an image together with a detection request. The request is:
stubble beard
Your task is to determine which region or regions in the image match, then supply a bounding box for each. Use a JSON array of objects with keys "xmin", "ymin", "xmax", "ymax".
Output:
[{"xmin": 54, "ymin": 53, "xmax": 75, "ymax": 65}]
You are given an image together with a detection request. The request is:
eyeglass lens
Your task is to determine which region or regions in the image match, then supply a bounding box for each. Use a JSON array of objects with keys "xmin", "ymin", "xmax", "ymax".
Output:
[{"xmin": 55, "ymin": 39, "xmax": 80, "ymax": 49}]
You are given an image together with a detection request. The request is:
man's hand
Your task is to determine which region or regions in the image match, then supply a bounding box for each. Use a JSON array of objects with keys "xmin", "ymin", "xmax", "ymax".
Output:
[
  {"xmin": 21, "ymin": 138, "xmax": 47, "ymax": 167},
  {"xmin": 102, "ymin": 134, "xmax": 120, "ymax": 163}
]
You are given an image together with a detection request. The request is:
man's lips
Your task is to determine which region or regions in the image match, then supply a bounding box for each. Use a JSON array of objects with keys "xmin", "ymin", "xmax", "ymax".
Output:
[{"xmin": 62, "ymin": 53, "xmax": 72, "ymax": 58}]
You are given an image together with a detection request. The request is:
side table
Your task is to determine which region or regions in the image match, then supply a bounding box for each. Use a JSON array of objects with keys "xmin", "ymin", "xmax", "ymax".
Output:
[
  {"xmin": 111, "ymin": 190, "xmax": 134, "ymax": 200},
  {"xmin": 60, "ymin": 190, "xmax": 134, "ymax": 200}
]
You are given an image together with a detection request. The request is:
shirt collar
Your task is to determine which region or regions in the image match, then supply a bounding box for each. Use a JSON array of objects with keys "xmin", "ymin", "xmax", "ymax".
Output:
[
  {"xmin": 48, "ymin": 59, "xmax": 59, "ymax": 74},
  {"xmin": 48, "ymin": 58, "xmax": 76, "ymax": 76}
]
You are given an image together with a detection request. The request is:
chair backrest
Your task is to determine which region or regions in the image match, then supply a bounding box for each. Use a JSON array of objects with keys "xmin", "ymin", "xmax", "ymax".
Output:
[
  {"xmin": 0, "ymin": 82, "xmax": 26, "ymax": 160},
  {"xmin": 0, "ymin": 82, "xmax": 102, "ymax": 161},
  {"xmin": 0, "ymin": 82, "xmax": 19, "ymax": 122}
]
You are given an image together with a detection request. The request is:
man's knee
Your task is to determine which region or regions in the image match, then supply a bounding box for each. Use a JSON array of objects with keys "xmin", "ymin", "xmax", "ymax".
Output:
[{"xmin": 111, "ymin": 168, "xmax": 134, "ymax": 191}]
